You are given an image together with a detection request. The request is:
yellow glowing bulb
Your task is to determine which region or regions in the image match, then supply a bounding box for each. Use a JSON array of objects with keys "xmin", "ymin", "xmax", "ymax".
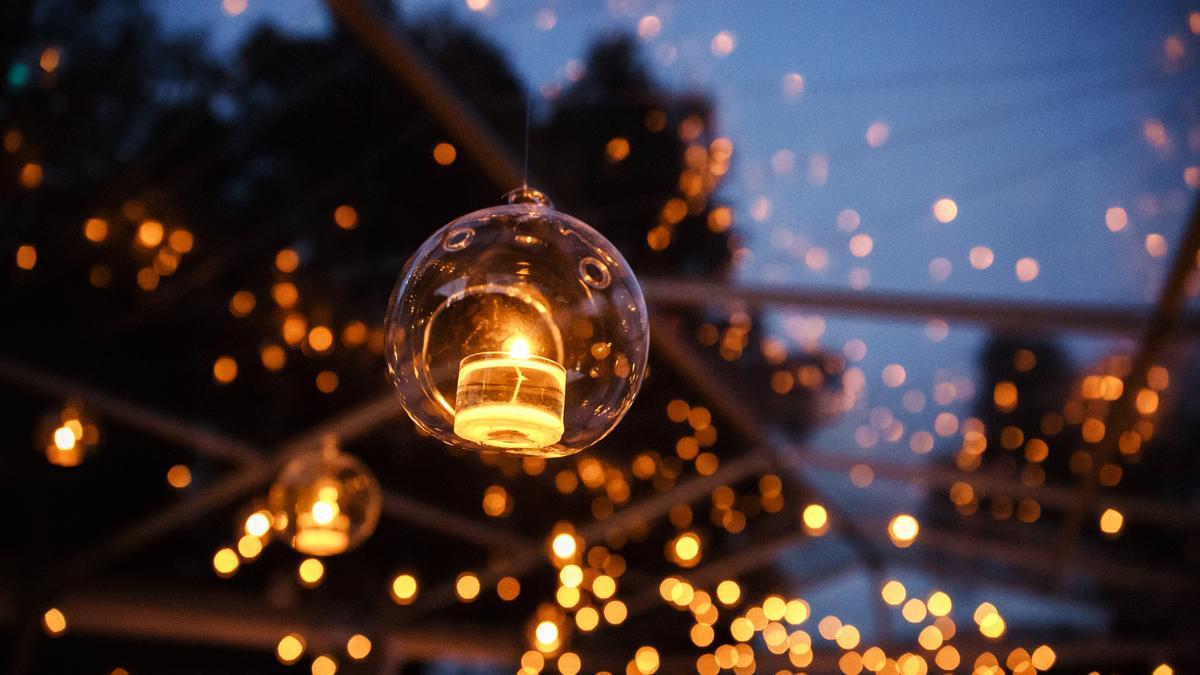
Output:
[
  {"xmin": 715, "ymin": 579, "xmax": 741, "ymax": 606},
  {"xmin": 237, "ymin": 534, "xmax": 263, "ymax": 559},
  {"xmin": 298, "ymin": 557, "xmax": 325, "ymax": 586},
  {"xmin": 534, "ymin": 620, "xmax": 558, "ymax": 647},
  {"xmin": 802, "ymin": 504, "xmax": 828, "ymax": 531},
  {"xmin": 559, "ymin": 564, "xmax": 584, "ymax": 588},
  {"xmin": 1099, "ymin": 508, "xmax": 1124, "ymax": 535},
  {"xmin": 346, "ymin": 634, "xmax": 372, "ymax": 660},
  {"xmin": 53, "ymin": 425, "xmax": 77, "ymax": 451},
  {"xmin": 635, "ymin": 646, "xmax": 660, "ymax": 674},
  {"xmin": 245, "ymin": 511, "xmax": 271, "ymax": 537},
  {"xmin": 311, "ymin": 654, "xmax": 337, "ymax": 675},
  {"xmin": 880, "ymin": 580, "xmax": 906, "ymax": 605},
  {"xmin": 391, "ymin": 573, "xmax": 418, "ymax": 604},
  {"xmin": 42, "ymin": 608, "xmax": 67, "ymax": 635},
  {"xmin": 888, "ymin": 514, "xmax": 920, "ymax": 547},
  {"xmin": 213, "ymin": 547, "xmax": 239, "ymax": 577},
  {"xmin": 456, "ymin": 572, "xmax": 481, "ymax": 601},
  {"xmin": 277, "ymin": 633, "xmax": 305, "ymax": 664},
  {"xmin": 551, "ymin": 532, "xmax": 577, "ymax": 559},
  {"xmin": 674, "ymin": 532, "xmax": 701, "ymax": 562}
]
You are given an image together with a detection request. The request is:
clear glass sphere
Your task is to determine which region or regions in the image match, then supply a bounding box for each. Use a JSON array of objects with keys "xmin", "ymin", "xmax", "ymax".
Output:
[
  {"xmin": 269, "ymin": 440, "xmax": 381, "ymax": 557},
  {"xmin": 386, "ymin": 188, "xmax": 649, "ymax": 458}
]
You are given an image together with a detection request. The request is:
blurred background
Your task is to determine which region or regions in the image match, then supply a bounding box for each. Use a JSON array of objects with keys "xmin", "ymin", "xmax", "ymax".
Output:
[{"xmin": 2, "ymin": 1, "xmax": 1199, "ymax": 673}]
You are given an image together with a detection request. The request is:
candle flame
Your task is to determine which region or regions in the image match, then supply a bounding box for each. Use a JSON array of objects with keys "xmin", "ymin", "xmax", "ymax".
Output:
[{"xmin": 509, "ymin": 337, "xmax": 531, "ymax": 359}]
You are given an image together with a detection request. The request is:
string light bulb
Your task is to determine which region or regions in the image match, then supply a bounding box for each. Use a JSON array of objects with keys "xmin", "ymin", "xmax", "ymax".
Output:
[
  {"xmin": 269, "ymin": 437, "xmax": 381, "ymax": 556},
  {"xmin": 385, "ymin": 187, "xmax": 648, "ymax": 457},
  {"xmin": 37, "ymin": 400, "xmax": 99, "ymax": 467}
]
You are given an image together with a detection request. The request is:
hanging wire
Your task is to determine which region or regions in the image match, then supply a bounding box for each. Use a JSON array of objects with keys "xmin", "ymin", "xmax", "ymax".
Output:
[{"xmin": 522, "ymin": 83, "xmax": 531, "ymax": 190}]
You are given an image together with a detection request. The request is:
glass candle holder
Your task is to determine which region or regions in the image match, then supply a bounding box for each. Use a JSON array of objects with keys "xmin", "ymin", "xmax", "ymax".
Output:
[
  {"xmin": 386, "ymin": 187, "xmax": 649, "ymax": 458},
  {"xmin": 292, "ymin": 479, "xmax": 353, "ymax": 556},
  {"xmin": 269, "ymin": 439, "xmax": 381, "ymax": 557}
]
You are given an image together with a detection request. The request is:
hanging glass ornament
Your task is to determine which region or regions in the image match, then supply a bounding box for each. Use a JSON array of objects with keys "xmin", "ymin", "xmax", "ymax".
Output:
[
  {"xmin": 36, "ymin": 399, "xmax": 100, "ymax": 467},
  {"xmin": 269, "ymin": 438, "xmax": 381, "ymax": 557},
  {"xmin": 386, "ymin": 187, "xmax": 648, "ymax": 458}
]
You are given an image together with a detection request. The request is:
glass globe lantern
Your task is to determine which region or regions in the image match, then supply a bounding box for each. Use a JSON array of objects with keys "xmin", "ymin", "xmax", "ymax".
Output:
[
  {"xmin": 36, "ymin": 400, "xmax": 99, "ymax": 467},
  {"xmin": 269, "ymin": 438, "xmax": 381, "ymax": 557},
  {"xmin": 386, "ymin": 188, "xmax": 649, "ymax": 458}
]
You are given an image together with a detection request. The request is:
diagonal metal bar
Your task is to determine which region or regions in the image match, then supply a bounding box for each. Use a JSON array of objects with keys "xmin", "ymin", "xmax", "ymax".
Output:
[
  {"xmin": 801, "ymin": 451, "xmax": 1200, "ymax": 531},
  {"xmin": 641, "ymin": 278, "xmax": 1200, "ymax": 337},
  {"xmin": 0, "ymin": 355, "xmax": 261, "ymax": 467},
  {"xmin": 0, "ymin": 585, "xmax": 520, "ymax": 666}
]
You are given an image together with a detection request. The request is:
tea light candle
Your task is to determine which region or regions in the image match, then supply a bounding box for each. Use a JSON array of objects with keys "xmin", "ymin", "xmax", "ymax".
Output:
[
  {"xmin": 454, "ymin": 338, "xmax": 567, "ymax": 449},
  {"xmin": 293, "ymin": 482, "xmax": 351, "ymax": 556}
]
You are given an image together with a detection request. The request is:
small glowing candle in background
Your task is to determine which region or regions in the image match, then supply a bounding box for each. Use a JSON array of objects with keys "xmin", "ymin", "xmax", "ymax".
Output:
[
  {"xmin": 293, "ymin": 481, "xmax": 351, "ymax": 556},
  {"xmin": 454, "ymin": 337, "xmax": 566, "ymax": 449}
]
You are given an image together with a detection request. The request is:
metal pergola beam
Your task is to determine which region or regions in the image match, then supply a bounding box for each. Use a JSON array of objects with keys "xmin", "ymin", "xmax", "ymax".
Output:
[
  {"xmin": 800, "ymin": 451, "xmax": 1200, "ymax": 531},
  {"xmin": 0, "ymin": 586, "xmax": 519, "ymax": 667},
  {"xmin": 641, "ymin": 277, "xmax": 1200, "ymax": 336}
]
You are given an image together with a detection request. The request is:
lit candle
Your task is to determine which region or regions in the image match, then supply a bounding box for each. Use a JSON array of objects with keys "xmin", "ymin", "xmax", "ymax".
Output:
[
  {"xmin": 293, "ymin": 482, "xmax": 351, "ymax": 555},
  {"xmin": 46, "ymin": 423, "xmax": 83, "ymax": 467},
  {"xmin": 454, "ymin": 338, "xmax": 566, "ymax": 450}
]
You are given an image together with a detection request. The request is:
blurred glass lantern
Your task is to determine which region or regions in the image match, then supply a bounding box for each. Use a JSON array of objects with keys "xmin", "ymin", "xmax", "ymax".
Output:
[
  {"xmin": 37, "ymin": 400, "xmax": 99, "ymax": 467},
  {"xmin": 528, "ymin": 603, "xmax": 568, "ymax": 654},
  {"xmin": 386, "ymin": 188, "xmax": 649, "ymax": 458},
  {"xmin": 269, "ymin": 438, "xmax": 381, "ymax": 556}
]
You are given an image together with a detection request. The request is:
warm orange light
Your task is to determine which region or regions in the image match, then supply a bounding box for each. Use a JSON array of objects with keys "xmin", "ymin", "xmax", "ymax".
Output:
[
  {"xmin": 881, "ymin": 579, "xmax": 906, "ymax": 605},
  {"xmin": 166, "ymin": 464, "xmax": 192, "ymax": 488},
  {"xmin": 633, "ymin": 646, "xmax": 660, "ymax": 674},
  {"xmin": 456, "ymin": 572, "xmax": 481, "ymax": 601},
  {"xmin": 391, "ymin": 573, "xmax": 419, "ymax": 604},
  {"xmin": 298, "ymin": 557, "xmax": 325, "ymax": 586},
  {"xmin": 1105, "ymin": 206, "xmax": 1128, "ymax": 232},
  {"xmin": 83, "ymin": 218, "xmax": 109, "ymax": 243},
  {"xmin": 137, "ymin": 220, "xmax": 165, "ymax": 247},
  {"xmin": 672, "ymin": 532, "xmax": 701, "ymax": 565},
  {"xmin": 802, "ymin": 504, "xmax": 828, "ymax": 533},
  {"xmin": 213, "ymin": 547, "xmax": 239, "ymax": 577},
  {"xmin": 346, "ymin": 634, "xmax": 371, "ymax": 660},
  {"xmin": 308, "ymin": 326, "xmax": 334, "ymax": 352},
  {"xmin": 433, "ymin": 142, "xmax": 457, "ymax": 165},
  {"xmin": 888, "ymin": 514, "xmax": 919, "ymax": 547},
  {"xmin": 213, "ymin": 356, "xmax": 238, "ymax": 384},
  {"xmin": 334, "ymin": 204, "xmax": 358, "ymax": 230},
  {"xmin": 551, "ymin": 532, "xmax": 577, "ymax": 560},
  {"xmin": 42, "ymin": 608, "xmax": 67, "ymax": 636},
  {"xmin": 19, "ymin": 163, "xmax": 43, "ymax": 188},
  {"xmin": 275, "ymin": 248, "xmax": 300, "ymax": 273},
  {"xmin": 710, "ymin": 31, "xmax": 735, "ymax": 56},
  {"xmin": 1015, "ymin": 257, "xmax": 1040, "ymax": 282},
  {"xmin": 15, "ymin": 244, "xmax": 37, "ymax": 270},
  {"xmin": 606, "ymin": 137, "xmax": 630, "ymax": 161},
  {"xmin": 311, "ymin": 654, "xmax": 337, "ymax": 675},
  {"xmin": 1099, "ymin": 508, "xmax": 1124, "ymax": 535},
  {"xmin": 277, "ymin": 633, "xmax": 305, "ymax": 664},
  {"xmin": 932, "ymin": 198, "xmax": 957, "ymax": 223}
]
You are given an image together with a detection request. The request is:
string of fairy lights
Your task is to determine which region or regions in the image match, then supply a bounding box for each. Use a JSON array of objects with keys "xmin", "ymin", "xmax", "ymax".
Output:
[{"xmin": 7, "ymin": 2, "xmax": 1200, "ymax": 675}]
